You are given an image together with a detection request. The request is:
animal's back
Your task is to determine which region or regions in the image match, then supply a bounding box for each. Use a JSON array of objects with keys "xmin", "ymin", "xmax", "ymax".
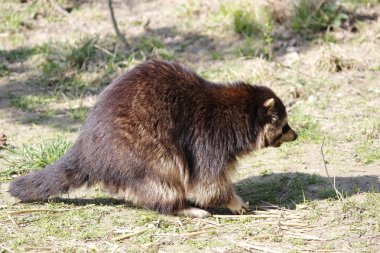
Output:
[{"xmin": 9, "ymin": 60, "xmax": 297, "ymax": 218}]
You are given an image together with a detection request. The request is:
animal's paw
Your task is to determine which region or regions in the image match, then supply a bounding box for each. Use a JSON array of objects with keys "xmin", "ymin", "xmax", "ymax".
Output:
[
  {"xmin": 177, "ymin": 207, "xmax": 211, "ymax": 218},
  {"xmin": 227, "ymin": 194, "xmax": 249, "ymax": 215}
]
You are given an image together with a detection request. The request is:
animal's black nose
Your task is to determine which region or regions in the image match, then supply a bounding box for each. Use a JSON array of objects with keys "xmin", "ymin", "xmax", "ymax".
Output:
[{"xmin": 293, "ymin": 132, "xmax": 298, "ymax": 141}]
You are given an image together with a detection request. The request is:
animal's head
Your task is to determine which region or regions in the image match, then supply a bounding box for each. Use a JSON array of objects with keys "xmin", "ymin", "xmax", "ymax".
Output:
[{"xmin": 257, "ymin": 89, "xmax": 297, "ymax": 148}]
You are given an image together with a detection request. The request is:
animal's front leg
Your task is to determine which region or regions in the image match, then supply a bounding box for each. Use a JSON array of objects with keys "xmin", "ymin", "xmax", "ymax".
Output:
[{"xmin": 226, "ymin": 193, "xmax": 249, "ymax": 214}]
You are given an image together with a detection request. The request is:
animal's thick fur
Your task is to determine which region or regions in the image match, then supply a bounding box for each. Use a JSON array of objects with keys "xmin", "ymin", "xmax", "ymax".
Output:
[{"xmin": 9, "ymin": 60, "xmax": 297, "ymax": 216}]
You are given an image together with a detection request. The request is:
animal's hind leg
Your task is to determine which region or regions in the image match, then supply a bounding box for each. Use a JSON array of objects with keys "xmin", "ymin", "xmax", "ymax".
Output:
[
  {"xmin": 124, "ymin": 175, "xmax": 188, "ymax": 215},
  {"xmin": 123, "ymin": 175, "xmax": 211, "ymax": 217}
]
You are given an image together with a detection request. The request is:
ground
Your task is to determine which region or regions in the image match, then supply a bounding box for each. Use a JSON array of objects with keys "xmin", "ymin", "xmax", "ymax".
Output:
[{"xmin": 0, "ymin": 0, "xmax": 379, "ymax": 252}]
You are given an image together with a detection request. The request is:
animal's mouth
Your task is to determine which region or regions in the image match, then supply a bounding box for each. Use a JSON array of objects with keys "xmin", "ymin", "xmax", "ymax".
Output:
[{"xmin": 271, "ymin": 130, "xmax": 298, "ymax": 147}]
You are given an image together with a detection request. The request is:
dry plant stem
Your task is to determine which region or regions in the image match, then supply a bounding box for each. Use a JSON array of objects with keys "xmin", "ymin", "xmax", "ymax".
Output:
[
  {"xmin": 94, "ymin": 44, "xmax": 114, "ymax": 57},
  {"xmin": 213, "ymin": 214, "xmax": 287, "ymax": 219},
  {"xmin": 8, "ymin": 205, "xmax": 94, "ymax": 215},
  {"xmin": 284, "ymin": 231, "xmax": 326, "ymax": 241},
  {"xmin": 7, "ymin": 209, "xmax": 61, "ymax": 215},
  {"xmin": 154, "ymin": 230, "xmax": 213, "ymax": 238},
  {"xmin": 48, "ymin": 0, "xmax": 71, "ymax": 18},
  {"xmin": 320, "ymin": 138, "xmax": 344, "ymax": 200},
  {"xmin": 0, "ymin": 245, "xmax": 15, "ymax": 253},
  {"xmin": 24, "ymin": 247, "xmax": 52, "ymax": 251},
  {"xmin": 7, "ymin": 215, "xmax": 19, "ymax": 227},
  {"xmin": 235, "ymin": 241, "xmax": 281, "ymax": 253},
  {"xmin": 262, "ymin": 221, "xmax": 310, "ymax": 227},
  {"xmin": 113, "ymin": 227, "xmax": 153, "ymax": 241},
  {"xmin": 196, "ymin": 218, "xmax": 222, "ymax": 227},
  {"xmin": 108, "ymin": 0, "xmax": 130, "ymax": 49}
]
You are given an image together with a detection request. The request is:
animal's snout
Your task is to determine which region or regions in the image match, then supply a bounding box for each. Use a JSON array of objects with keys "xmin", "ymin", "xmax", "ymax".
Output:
[{"xmin": 292, "ymin": 131, "xmax": 298, "ymax": 141}]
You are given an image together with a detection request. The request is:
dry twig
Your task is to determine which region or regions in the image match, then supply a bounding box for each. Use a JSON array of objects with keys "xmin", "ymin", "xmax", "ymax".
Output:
[
  {"xmin": 235, "ymin": 241, "xmax": 281, "ymax": 253},
  {"xmin": 113, "ymin": 227, "xmax": 153, "ymax": 241},
  {"xmin": 7, "ymin": 205, "xmax": 94, "ymax": 216},
  {"xmin": 284, "ymin": 231, "xmax": 326, "ymax": 241},
  {"xmin": 7, "ymin": 214, "xmax": 19, "ymax": 227},
  {"xmin": 108, "ymin": 0, "xmax": 130, "ymax": 49},
  {"xmin": 48, "ymin": 0, "xmax": 70, "ymax": 18},
  {"xmin": 321, "ymin": 138, "xmax": 344, "ymax": 200},
  {"xmin": 0, "ymin": 245, "xmax": 16, "ymax": 253}
]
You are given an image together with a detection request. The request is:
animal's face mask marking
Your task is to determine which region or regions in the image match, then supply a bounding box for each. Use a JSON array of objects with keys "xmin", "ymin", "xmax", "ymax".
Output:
[{"xmin": 262, "ymin": 98, "xmax": 297, "ymax": 148}]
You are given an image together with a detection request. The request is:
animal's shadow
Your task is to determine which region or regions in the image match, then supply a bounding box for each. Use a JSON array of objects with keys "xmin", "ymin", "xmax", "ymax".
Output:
[{"xmin": 48, "ymin": 172, "xmax": 380, "ymax": 214}]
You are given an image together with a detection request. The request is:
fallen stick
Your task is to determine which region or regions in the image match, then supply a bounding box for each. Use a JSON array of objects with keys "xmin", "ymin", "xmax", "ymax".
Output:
[
  {"xmin": 154, "ymin": 229, "xmax": 212, "ymax": 238},
  {"xmin": 113, "ymin": 227, "xmax": 153, "ymax": 241},
  {"xmin": 7, "ymin": 214, "xmax": 19, "ymax": 227},
  {"xmin": 261, "ymin": 221, "xmax": 311, "ymax": 227},
  {"xmin": 196, "ymin": 218, "xmax": 223, "ymax": 227},
  {"xmin": 213, "ymin": 214, "xmax": 281, "ymax": 219},
  {"xmin": 284, "ymin": 231, "xmax": 327, "ymax": 241},
  {"xmin": 7, "ymin": 205, "xmax": 94, "ymax": 215},
  {"xmin": 113, "ymin": 229, "xmax": 134, "ymax": 234},
  {"xmin": 0, "ymin": 245, "xmax": 15, "ymax": 253},
  {"xmin": 235, "ymin": 241, "xmax": 281, "ymax": 253},
  {"xmin": 320, "ymin": 138, "xmax": 344, "ymax": 200},
  {"xmin": 23, "ymin": 247, "xmax": 52, "ymax": 251},
  {"xmin": 8, "ymin": 209, "xmax": 66, "ymax": 215}
]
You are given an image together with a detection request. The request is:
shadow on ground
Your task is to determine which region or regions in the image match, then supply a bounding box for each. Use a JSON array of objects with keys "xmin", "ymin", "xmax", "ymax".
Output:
[{"xmin": 29, "ymin": 172, "xmax": 380, "ymax": 214}]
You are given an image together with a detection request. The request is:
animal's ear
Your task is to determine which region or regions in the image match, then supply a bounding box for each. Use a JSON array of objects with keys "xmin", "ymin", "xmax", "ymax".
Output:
[{"xmin": 263, "ymin": 98, "xmax": 275, "ymax": 110}]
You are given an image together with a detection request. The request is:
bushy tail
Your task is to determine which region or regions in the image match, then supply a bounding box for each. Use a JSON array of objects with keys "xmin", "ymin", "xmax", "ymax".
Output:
[{"xmin": 8, "ymin": 152, "xmax": 88, "ymax": 202}]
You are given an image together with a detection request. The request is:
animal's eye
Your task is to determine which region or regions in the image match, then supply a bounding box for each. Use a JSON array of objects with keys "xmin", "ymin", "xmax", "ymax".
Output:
[
  {"xmin": 282, "ymin": 124, "xmax": 290, "ymax": 134},
  {"xmin": 271, "ymin": 115, "xmax": 279, "ymax": 122}
]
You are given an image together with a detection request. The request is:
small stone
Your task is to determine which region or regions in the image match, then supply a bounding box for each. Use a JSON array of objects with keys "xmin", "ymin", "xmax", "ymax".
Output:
[{"xmin": 307, "ymin": 95, "xmax": 316, "ymax": 102}]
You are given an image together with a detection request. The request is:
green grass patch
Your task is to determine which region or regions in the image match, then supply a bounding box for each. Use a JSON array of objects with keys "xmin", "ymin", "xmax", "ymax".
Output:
[
  {"xmin": 10, "ymin": 94, "xmax": 57, "ymax": 110},
  {"xmin": 291, "ymin": 0, "xmax": 348, "ymax": 34},
  {"xmin": 232, "ymin": 5, "xmax": 274, "ymax": 59},
  {"xmin": 65, "ymin": 36, "xmax": 99, "ymax": 70},
  {"xmin": 260, "ymin": 169, "xmax": 272, "ymax": 177},
  {"xmin": 135, "ymin": 36, "xmax": 176, "ymax": 61},
  {"xmin": 0, "ymin": 3, "xmax": 34, "ymax": 33},
  {"xmin": 355, "ymin": 140, "xmax": 380, "ymax": 164},
  {"xmin": 341, "ymin": 191, "xmax": 380, "ymax": 234},
  {"xmin": 0, "ymin": 47, "xmax": 40, "ymax": 62},
  {"xmin": 0, "ymin": 1, "xmax": 60, "ymax": 34},
  {"xmin": 288, "ymin": 108, "xmax": 323, "ymax": 143},
  {"xmin": 235, "ymin": 35, "xmax": 272, "ymax": 59},
  {"xmin": 0, "ymin": 137, "xmax": 71, "ymax": 182},
  {"xmin": 233, "ymin": 9, "xmax": 263, "ymax": 36},
  {"xmin": 69, "ymin": 106, "xmax": 90, "ymax": 122},
  {"xmin": 0, "ymin": 63, "xmax": 10, "ymax": 76}
]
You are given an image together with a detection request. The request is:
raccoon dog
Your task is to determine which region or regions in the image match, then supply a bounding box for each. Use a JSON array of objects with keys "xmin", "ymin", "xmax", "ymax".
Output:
[{"xmin": 9, "ymin": 60, "xmax": 297, "ymax": 217}]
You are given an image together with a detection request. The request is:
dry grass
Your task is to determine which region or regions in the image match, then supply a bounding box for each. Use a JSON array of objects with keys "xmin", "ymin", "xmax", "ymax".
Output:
[{"xmin": 315, "ymin": 44, "xmax": 359, "ymax": 72}]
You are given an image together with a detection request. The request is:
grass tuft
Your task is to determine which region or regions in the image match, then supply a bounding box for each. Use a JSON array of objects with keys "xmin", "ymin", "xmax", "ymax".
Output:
[
  {"xmin": 69, "ymin": 106, "xmax": 90, "ymax": 122},
  {"xmin": 233, "ymin": 9, "xmax": 263, "ymax": 36},
  {"xmin": 65, "ymin": 36, "xmax": 99, "ymax": 70},
  {"xmin": 291, "ymin": 0, "xmax": 348, "ymax": 34},
  {"xmin": 10, "ymin": 94, "xmax": 57, "ymax": 110},
  {"xmin": 355, "ymin": 140, "xmax": 380, "ymax": 164},
  {"xmin": 0, "ymin": 138, "xmax": 71, "ymax": 182},
  {"xmin": 135, "ymin": 36, "xmax": 175, "ymax": 61},
  {"xmin": 0, "ymin": 63, "xmax": 9, "ymax": 76},
  {"xmin": 316, "ymin": 45, "xmax": 357, "ymax": 72},
  {"xmin": 289, "ymin": 108, "xmax": 323, "ymax": 143}
]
